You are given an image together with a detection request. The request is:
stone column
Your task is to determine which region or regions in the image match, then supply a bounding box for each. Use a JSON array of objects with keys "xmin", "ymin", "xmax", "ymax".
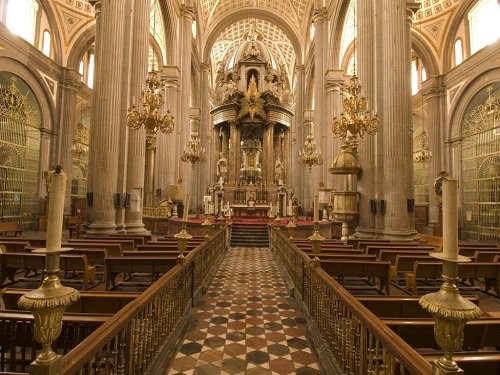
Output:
[
  {"xmin": 379, "ymin": 0, "xmax": 419, "ymax": 239},
  {"xmin": 200, "ymin": 63, "xmax": 211, "ymax": 192},
  {"xmin": 292, "ymin": 65, "xmax": 305, "ymax": 194},
  {"xmin": 177, "ymin": 5, "xmax": 194, "ymax": 186},
  {"xmin": 356, "ymin": 0, "xmax": 377, "ymax": 237},
  {"xmin": 156, "ymin": 66, "xmax": 180, "ymax": 190},
  {"xmin": 125, "ymin": 0, "xmax": 148, "ymax": 233},
  {"xmin": 57, "ymin": 68, "xmax": 80, "ymax": 215},
  {"xmin": 423, "ymin": 77, "xmax": 445, "ymax": 227},
  {"xmin": 313, "ymin": 8, "xmax": 326, "ymax": 186},
  {"xmin": 86, "ymin": 0, "xmax": 127, "ymax": 234},
  {"xmin": 264, "ymin": 122, "xmax": 275, "ymax": 187}
]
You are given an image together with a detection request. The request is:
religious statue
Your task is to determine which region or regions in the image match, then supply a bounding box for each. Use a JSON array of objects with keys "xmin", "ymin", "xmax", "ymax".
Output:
[
  {"xmin": 275, "ymin": 157, "xmax": 284, "ymax": 183},
  {"xmin": 217, "ymin": 152, "xmax": 228, "ymax": 182}
]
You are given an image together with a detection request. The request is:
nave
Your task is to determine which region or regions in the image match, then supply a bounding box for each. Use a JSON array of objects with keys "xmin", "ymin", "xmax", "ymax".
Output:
[{"xmin": 167, "ymin": 247, "xmax": 321, "ymax": 375}]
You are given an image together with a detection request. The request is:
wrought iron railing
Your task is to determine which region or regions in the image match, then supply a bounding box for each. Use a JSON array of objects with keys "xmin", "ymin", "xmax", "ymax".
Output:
[
  {"xmin": 271, "ymin": 229, "xmax": 433, "ymax": 375},
  {"xmin": 59, "ymin": 226, "xmax": 228, "ymax": 374}
]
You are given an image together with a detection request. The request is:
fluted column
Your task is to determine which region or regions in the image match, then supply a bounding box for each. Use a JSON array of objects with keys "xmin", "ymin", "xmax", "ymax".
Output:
[
  {"xmin": 228, "ymin": 121, "xmax": 239, "ymax": 186},
  {"xmin": 124, "ymin": 0, "xmax": 149, "ymax": 233},
  {"xmin": 356, "ymin": 0, "xmax": 377, "ymax": 237},
  {"xmin": 57, "ymin": 68, "xmax": 80, "ymax": 214},
  {"xmin": 380, "ymin": 0, "xmax": 419, "ymax": 239},
  {"xmin": 156, "ymin": 66, "xmax": 180, "ymax": 190},
  {"xmin": 177, "ymin": 5, "xmax": 194, "ymax": 186},
  {"xmin": 200, "ymin": 63, "xmax": 211, "ymax": 191},
  {"xmin": 292, "ymin": 65, "xmax": 305, "ymax": 194},
  {"xmin": 423, "ymin": 78, "xmax": 445, "ymax": 226},
  {"xmin": 264, "ymin": 122, "xmax": 275, "ymax": 187},
  {"xmin": 86, "ymin": 0, "xmax": 127, "ymax": 234},
  {"xmin": 313, "ymin": 8, "xmax": 326, "ymax": 187}
]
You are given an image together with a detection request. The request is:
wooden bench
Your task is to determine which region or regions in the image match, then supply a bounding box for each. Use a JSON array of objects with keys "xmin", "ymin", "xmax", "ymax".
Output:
[
  {"xmin": 67, "ymin": 216, "xmax": 81, "ymax": 239},
  {"xmin": 123, "ymin": 250, "xmax": 186, "ymax": 257},
  {"xmin": 418, "ymin": 233, "xmax": 442, "ymax": 249},
  {"xmin": 136, "ymin": 244, "xmax": 197, "ymax": 252},
  {"xmin": 405, "ymin": 261, "xmax": 500, "ymax": 294},
  {"xmin": 321, "ymin": 260, "xmax": 391, "ymax": 294},
  {"xmin": 85, "ymin": 235, "xmax": 149, "ymax": 247},
  {"xmin": 365, "ymin": 245, "xmax": 435, "ymax": 257},
  {"xmin": 68, "ymin": 238, "xmax": 135, "ymax": 251},
  {"xmin": 0, "ymin": 222, "xmax": 22, "ymax": 237},
  {"xmin": 379, "ymin": 249, "xmax": 435, "ymax": 263},
  {"xmin": 0, "ymin": 241, "xmax": 30, "ymax": 252},
  {"xmin": 62, "ymin": 242, "xmax": 122, "ymax": 256},
  {"xmin": 389, "ymin": 255, "xmax": 435, "ymax": 285},
  {"xmin": 315, "ymin": 254, "xmax": 377, "ymax": 261},
  {"xmin": 474, "ymin": 250, "xmax": 500, "ymax": 262},
  {"xmin": 358, "ymin": 296, "xmax": 479, "ymax": 319},
  {"xmin": 2, "ymin": 288, "xmax": 139, "ymax": 314},
  {"xmin": 383, "ymin": 317, "xmax": 500, "ymax": 351},
  {"xmin": 460, "ymin": 247, "xmax": 500, "ymax": 257},
  {"xmin": 105, "ymin": 256, "xmax": 178, "ymax": 289},
  {"xmin": 1, "ymin": 237, "xmax": 46, "ymax": 247},
  {"xmin": 0, "ymin": 253, "xmax": 95, "ymax": 288}
]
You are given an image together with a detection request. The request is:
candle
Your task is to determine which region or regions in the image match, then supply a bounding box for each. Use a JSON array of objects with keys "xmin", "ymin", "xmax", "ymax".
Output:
[
  {"xmin": 183, "ymin": 194, "xmax": 190, "ymax": 221},
  {"xmin": 442, "ymin": 178, "xmax": 458, "ymax": 260},
  {"xmin": 314, "ymin": 195, "xmax": 319, "ymax": 222},
  {"xmin": 46, "ymin": 166, "xmax": 66, "ymax": 252}
]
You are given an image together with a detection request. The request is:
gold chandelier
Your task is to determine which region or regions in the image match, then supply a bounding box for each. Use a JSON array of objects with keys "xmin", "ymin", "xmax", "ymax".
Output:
[
  {"xmin": 127, "ymin": 71, "xmax": 174, "ymax": 147},
  {"xmin": 331, "ymin": 74, "xmax": 380, "ymax": 140},
  {"xmin": 181, "ymin": 131, "xmax": 207, "ymax": 168},
  {"xmin": 298, "ymin": 121, "xmax": 323, "ymax": 172},
  {"xmin": 414, "ymin": 130, "xmax": 432, "ymax": 164}
]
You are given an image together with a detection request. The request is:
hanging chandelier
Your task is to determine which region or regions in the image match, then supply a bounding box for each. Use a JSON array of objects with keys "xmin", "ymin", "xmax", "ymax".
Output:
[
  {"xmin": 126, "ymin": 71, "xmax": 174, "ymax": 147},
  {"xmin": 331, "ymin": 74, "xmax": 380, "ymax": 140},
  {"xmin": 298, "ymin": 121, "xmax": 323, "ymax": 173},
  {"xmin": 181, "ymin": 131, "xmax": 207, "ymax": 168},
  {"xmin": 414, "ymin": 130, "xmax": 432, "ymax": 164}
]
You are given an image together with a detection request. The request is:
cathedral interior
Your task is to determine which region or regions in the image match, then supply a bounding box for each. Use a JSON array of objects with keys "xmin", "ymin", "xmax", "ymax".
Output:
[{"xmin": 0, "ymin": 0, "xmax": 499, "ymax": 374}]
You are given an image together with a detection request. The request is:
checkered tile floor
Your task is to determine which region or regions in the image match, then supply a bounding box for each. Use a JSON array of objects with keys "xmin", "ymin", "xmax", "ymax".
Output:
[{"xmin": 166, "ymin": 247, "xmax": 322, "ymax": 375}]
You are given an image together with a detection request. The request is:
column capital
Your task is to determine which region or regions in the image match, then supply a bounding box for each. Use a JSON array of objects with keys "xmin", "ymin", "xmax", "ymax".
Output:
[
  {"xmin": 294, "ymin": 65, "xmax": 305, "ymax": 75},
  {"xmin": 312, "ymin": 8, "xmax": 327, "ymax": 24},
  {"xmin": 89, "ymin": 0, "xmax": 102, "ymax": 18},
  {"xmin": 181, "ymin": 5, "xmax": 195, "ymax": 20},
  {"xmin": 60, "ymin": 68, "xmax": 81, "ymax": 91},
  {"xmin": 200, "ymin": 63, "xmax": 211, "ymax": 72},
  {"xmin": 325, "ymin": 69, "xmax": 346, "ymax": 91},
  {"xmin": 406, "ymin": 1, "xmax": 421, "ymax": 26}
]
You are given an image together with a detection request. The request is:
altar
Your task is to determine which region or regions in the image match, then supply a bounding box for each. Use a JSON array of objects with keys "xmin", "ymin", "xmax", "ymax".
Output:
[{"xmin": 231, "ymin": 204, "xmax": 271, "ymax": 217}]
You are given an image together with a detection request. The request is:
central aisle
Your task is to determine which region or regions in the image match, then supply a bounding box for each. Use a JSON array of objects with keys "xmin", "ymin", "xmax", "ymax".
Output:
[{"xmin": 167, "ymin": 247, "xmax": 322, "ymax": 375}]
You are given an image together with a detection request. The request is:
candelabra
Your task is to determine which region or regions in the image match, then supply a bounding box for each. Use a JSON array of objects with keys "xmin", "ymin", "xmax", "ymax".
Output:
[
  {"xmin": 298, "ymin": 121, "xmax": 323, "ymax": 172},
  {"xmin": 181, "ymin": 131, "xmax": 207, "ymax": 168},
  {"xmin": 413, "ymin": 130, "xmax": 432, "ymax": 164},
  {"xmin": 331, "ymin": 74, "xmax": 380, "ymax": 140},
  {"xmin": 126, "ymin": 70, "xmax": 175, "ymax": 147}
]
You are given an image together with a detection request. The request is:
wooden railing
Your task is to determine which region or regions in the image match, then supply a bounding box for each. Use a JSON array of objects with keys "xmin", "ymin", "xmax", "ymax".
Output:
[
  {"xmin": 59, "ymin": 226, "xmax": 228, "ymax": 375},
  {"xmin": 271, "ymin": 229, "xmax": 433, "ymax": 375}
]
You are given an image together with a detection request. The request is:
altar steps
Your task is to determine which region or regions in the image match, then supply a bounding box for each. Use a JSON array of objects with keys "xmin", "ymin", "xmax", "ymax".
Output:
[{"xmin": 230, "ymin": 223, "xmax": 269, "ymax": 247}]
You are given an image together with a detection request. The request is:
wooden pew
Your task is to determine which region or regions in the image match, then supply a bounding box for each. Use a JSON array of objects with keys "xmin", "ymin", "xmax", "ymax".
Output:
[
  {"xmin": 314, "ymin": 254, "xmax": 377, "ymax": 261},
  {"xmin": 459, "ymin": 247, "xmax": 500, "ymax": 257},
  {"xmin": 300, "ymin": 248, "xmax": 364, "ymax": 255},
  {"xmin": 0, "ymin": 222, "xmax": 22, "ymax": 237},
  {"xmin": 59, "ymin": 254, "xmax": 96, "ymax": 288},
  {"xmin": 365, "ymin": 245, "xmax": 435, "ymax": 257},
  {"xmin": 405, "ymin": 261, "xmax": 500, "ymax": 294},
  {"xmin": 123, "ymin": 251, "xmax": 185, "ymax": 257},
  {"xmin": 68, "ymin": 238, "xmax": 135, "ymax": 251},
  {"xmin": 62, "ymin": 242, "xmax": 121, "ymax": 256},
  {"xmin": 2, "ymin": 288, "xmax": 139, "ymax": 314},
  {"xmin": 379, "ymin": 249, "xmax": 435, "ymax": 263},
  {"xmin": 357, "ymin": 296, "xmax": 480, "ymax": 319},
  {"xmin": 0, "ymin": 237, "xmax": 46, "ymax": 247},
  {"xmin": 474, "ymin": 250, "xmax": 500, "ymax": 262},
  {"xmin": 136, "ymin": 244, "xmax": 198, "ymax": 252},
  {"xmin": 418, "ymin": 233, "xmax": 442, "ymax": 249},
  {"xmin": 383, "ymin": 317, "xmax": 500, "ymax": 351},
  {"xmin": 105, "ymin": 256, "xmax": 178, "ymax": 289},
  {"xmin": 389, "ymin": 255, "xmax": 435, "ymax": 285},
  {"xmin": 0, "ymin": 241, "xmax": 30, "ymax": 252},
  {"xmin": 85, "ymin": 235, "xmax": 148, "ymax": 247},
  {"xmin": 321, "ymin": 260, "xmax": 391, "ymax": 295}
]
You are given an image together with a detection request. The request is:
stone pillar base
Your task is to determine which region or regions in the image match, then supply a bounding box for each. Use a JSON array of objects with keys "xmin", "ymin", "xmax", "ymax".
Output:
[
  {"xmin": 85, "ymin": 223, "xmax": 117, "ymax": 235},
  {"xmin": 379, "ymin": 228, "xmax": 419, "ymax": 241}
]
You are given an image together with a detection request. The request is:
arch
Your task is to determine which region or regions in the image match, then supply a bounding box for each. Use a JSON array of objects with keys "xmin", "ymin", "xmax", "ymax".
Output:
[
  {"xmin": 202, "ymin": 10, "xmax": 303, "ymax": 67},
  {"xmin": 157, "ymin": 0, "xmax": 178, "ymax": 65},
  {"xmin": 442, "ymin": 0, "xmax": 478, "ymax": 73},
  {"xmin": 411, "ymin": 30, "xmax": 440, "ymax": 77},
  {"xmin": 327, "ymin": 0, "xmax": 352, "ymax": 70},
  {"xmin": 0, "ymin": 56, "xmax": 55, "ymax": 132},
  {"xmin": 66, "ymin": 25, "xmax": 96, "ymax": 69},
  {"xmin": 448, "ymin": 67, "xmax": 500, "ymax": 140},
  {"xmin": 37, "ymin": 0, "xmax": 64, "ymax": 65}
]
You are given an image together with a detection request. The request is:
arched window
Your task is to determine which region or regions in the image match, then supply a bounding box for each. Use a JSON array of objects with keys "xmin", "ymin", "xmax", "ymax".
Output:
[
  {"xmin": 78, "ymin": 60, "xmax": 85, "ymax": 77},
  {"xmin": 150, "ymin": 0, "xmax": 167, "ymax": 64},
  {"xmin": 42, "ymin": 30, "xmax": 51, "ymax": 57},
  {"xmin": 411, "ymin": 59, "xmax": 419, "ymax": 95},
  {"xmin": 454, "ymin": 39, "xmax": 463, "ymax": 66},
  {"xmin": 192, "ymin": 20, "xmax": 197, "ymax": 39},
  {"xmin": 468, "ymin": 0, "xmax": 500, "ymax": 54},
  {"xmin": 87, "ymin": 53, "xmax": 94, "ymax": 89},
  {"xmin": 6, "ymin": 0, "xmax": 39, "ymax": 45}
]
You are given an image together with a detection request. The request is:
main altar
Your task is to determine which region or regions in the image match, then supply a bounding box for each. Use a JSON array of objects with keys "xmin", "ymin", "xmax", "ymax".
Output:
[{"xmin": 208, "ymin": 20, "xmax": 294, "ymax": 218}]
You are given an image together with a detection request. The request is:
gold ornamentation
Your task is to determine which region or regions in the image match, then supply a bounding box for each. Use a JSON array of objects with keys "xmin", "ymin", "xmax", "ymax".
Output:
[
  {"xmin": 127, "ymin": 71, "xmax": 174, "ymax": 147},
  {"xmin": 462, "ymin": 86, "xmax": 500, "ymax": 137},
  {"xmin": 174, "ymin": 222, "xmax": 192, "ymax": 263},
  {"xmin": 413, "ymin": 129, "xmax": 432, "ymax": 164},
  {"xmin": 0, "ymin": 76, "xmax": 39, "ymax": 126},
  {"xmin": 298, "ymin": 121, "xmax": 323, "ymax": 172},
  {"xmin": 308, "ymin": 221, "xmax": 324, "ymax": 267},
  {"xmin": 331, "ymin": 75, "xmax": 380, "ymax": 140},
  {"xmin": 237, "ymin": 75, "xmax": 267, "ymax": 121},
  {"xmin": 71, "ymin": 121, "xmax": 89, "ymax": 158},
  {"xmin": 181, "ymin": 131, "xmax": 207, "ymax": 168}
]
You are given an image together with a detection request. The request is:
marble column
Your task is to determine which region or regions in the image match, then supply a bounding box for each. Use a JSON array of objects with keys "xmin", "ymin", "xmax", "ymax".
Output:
[
  {"xmin": 200, "ymin": 63, "xmax": 211, "ymax": 192},
  {"xmin": 125, "ymin": 0, "xmax": 148, "ymax": 233},
  {"xmin": 228, "ymin": 121, "xmax": 240, "ymax": 186},
  {"xmin": 379, "ymin": 0, "xmax": 419, "ymax": 239},
  {"xmin": 423, "ymin": 77, "xmax": 445, "ymax": 227},
  {"xmin": 264, "ymin": 122, "xmax": 275, "ymax": 187},
  {"xmin": 86, "ymin": 0, "xmax": 127, "ymax": 234},
  {"xmin": 177, "ymin": 5, "xmax": 194, "ymax": 187},
  {"xmin": 356, "ymin": 0, "xmax": 377, "ymax": 237},
  {"xmin": 57, "ymin": 68, "xmax": 80, "ymax": 214}
]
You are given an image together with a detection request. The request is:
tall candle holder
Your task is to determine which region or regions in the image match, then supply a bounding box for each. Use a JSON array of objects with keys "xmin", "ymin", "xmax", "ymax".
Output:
[
  {"xmin": 308, "ymin": 221, "xmax": 324, "ymax": 267},
  {"xmin": 201, "ymin": 215, "xmax": 212, "ymax": 240},
  {"xmin": 18, "ymin": 167, "xmax": 80, "ymax": 371},
  {"xmin": 174, "ymin": 221, "xmax": 192, "ymax": 264},
  {"xmin": 419, "ymin": 178, "xmax": 483, "ymax": 374},
  {"xmin": 286, "ymin": 219, "xmax": 296, "ymax": 239}
]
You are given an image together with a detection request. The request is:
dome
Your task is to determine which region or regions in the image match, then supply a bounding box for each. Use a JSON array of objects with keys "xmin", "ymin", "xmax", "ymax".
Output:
[{"xmin": 226, "ymin": 39, "xmax": 279, "ymax": 72}]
